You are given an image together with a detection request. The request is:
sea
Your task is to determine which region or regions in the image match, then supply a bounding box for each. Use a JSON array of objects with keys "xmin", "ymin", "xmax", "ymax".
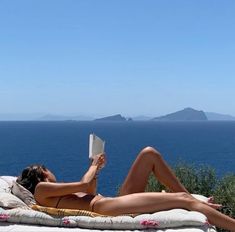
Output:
[{"xmin": 0, "ymin": 121, "xmax": 234, "ymax": 196}]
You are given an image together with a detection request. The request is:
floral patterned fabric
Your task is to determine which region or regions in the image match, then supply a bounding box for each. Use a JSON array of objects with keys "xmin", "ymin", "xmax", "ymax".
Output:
[{"xmin": 0, "ymin": 207, "xmax": 213, "ymax": 230}]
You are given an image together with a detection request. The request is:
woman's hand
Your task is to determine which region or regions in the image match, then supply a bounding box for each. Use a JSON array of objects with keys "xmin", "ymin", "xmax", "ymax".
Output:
[{"xmin": 91, "ymin": 153, "xmax": 106, "ymax": 171}]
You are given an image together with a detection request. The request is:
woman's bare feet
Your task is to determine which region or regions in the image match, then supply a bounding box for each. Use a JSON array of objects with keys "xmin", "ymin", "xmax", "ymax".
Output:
[
  {"xmin": 204, "ymin": 201, "xmax": 222, "ymax": 210},
  {"xmin": 208, "ymin": 196, "xmax": 214, "ymax": 203}
]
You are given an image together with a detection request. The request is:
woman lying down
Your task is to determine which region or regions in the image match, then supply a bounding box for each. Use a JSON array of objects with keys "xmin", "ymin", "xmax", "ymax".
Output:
[{"xmin": 17, "ymin": 146, "xmax": 235, "ymax": 231}]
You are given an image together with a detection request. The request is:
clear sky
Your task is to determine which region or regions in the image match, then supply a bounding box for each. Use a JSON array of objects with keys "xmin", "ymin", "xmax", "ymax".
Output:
[{"xmin": 1, "ymin": 0, "xmax": 235, "ymax": 118}]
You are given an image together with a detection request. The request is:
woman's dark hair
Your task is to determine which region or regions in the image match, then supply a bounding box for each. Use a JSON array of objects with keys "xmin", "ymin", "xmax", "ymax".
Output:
[{"xmin": 17, "ymin": 164, "xmax": 47, "ymax": 194}]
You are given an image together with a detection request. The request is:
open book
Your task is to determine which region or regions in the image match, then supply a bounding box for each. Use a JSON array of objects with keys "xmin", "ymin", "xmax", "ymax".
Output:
[{"xmin": 89, "ymin": 133, "xmax": 105, "ymax": 159}]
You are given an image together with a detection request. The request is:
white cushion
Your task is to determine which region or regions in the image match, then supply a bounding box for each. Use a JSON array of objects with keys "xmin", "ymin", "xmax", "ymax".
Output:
[
  {"xmin": 0, "ymin": 176, "xmax": 32, "ymax": 209},
  {"xmin": 0, "ymin": 192, "xmax": 28, "ymax": 209},
  {"xmin": 0, "ymin": 178, "xmax": 11, "ymax": 193},
  {"xmin": 0, "ymin": 207, "xmax": 212, "ymax": 230},
  {"xmin": 0, "ymin": 176, "xmax": 17, "ymax": 193},
  {"xmin": 11, "ymin": 181, "xmax": 36, "ymax": 206},
  {"xmin": 0, "ymin": 176, "xmax": 17, "ymax": 187}
]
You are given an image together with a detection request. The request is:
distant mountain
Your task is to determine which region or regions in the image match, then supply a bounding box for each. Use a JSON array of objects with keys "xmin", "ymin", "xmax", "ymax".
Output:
[
  {"xmin": 39, "ymin": 114, "xmax": 70, "ymax": 121},
  {"xmin": 95, "ymin": 114, "xmax": 127, "ymax": 121},
  {"xmin": 206, "ymin": 112, "xmax": 235, "ymax": 121},
  {"xmin": 2, "ymin": 111, "xmax": 235, "ymax": 122},
  {"xmin": 152, "ymin": 108, "xmax": 208, "ymax": 121}
]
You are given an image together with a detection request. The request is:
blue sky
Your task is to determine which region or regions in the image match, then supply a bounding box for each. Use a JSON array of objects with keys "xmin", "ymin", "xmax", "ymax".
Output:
[{"xmin": 0, "ymin": 0, "xmax": 235, "ymax": 117}]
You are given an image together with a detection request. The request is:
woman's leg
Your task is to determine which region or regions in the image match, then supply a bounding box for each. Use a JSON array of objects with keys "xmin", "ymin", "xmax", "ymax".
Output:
[
  {"xmin": 94, "ymin": 192, "xmax": 235, "ymax": 231},
  {"xmin": 119, "ymin": 146, "xmax": 188, "ymax": 195}
]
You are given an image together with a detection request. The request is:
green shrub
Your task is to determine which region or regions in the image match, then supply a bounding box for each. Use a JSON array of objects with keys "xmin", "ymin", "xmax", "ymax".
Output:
[
  {"xmin": 214, "ymin": 174, "xmax": 235, "ymax": 216},
  {"xmin": 174, "ymin": 162, "xmax": 217, "ymax": 196}
]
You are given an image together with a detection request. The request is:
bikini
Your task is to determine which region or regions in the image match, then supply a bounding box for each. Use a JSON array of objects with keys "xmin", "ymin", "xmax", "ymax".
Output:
[
  {"xmin": 55, "ymin": 196, "xmax": 63, "ymax": 208},
  {"xmin": 89, "ymin": 194, "xmax": 104, "ymax": 212}
]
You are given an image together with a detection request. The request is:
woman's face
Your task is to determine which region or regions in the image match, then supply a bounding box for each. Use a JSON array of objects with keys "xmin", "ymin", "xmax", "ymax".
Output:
[{"xmin": 43, "ymin": 168, "xmax": 57, "ymax": 182}]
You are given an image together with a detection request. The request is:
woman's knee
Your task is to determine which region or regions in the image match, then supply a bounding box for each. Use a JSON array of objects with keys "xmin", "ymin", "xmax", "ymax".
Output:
[{"xmin": 141, "ymin": 146, "xmax": 162, "ymax": 159}]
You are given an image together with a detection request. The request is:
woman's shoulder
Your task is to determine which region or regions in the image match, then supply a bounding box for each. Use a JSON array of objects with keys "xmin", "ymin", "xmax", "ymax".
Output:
[
  {"xmin": 34, "ymin": 181, "xmax": 51, "ymax": 196},
  {"xmin": 36, "ymin": 181, "xmax": 49, "ymax": 188}
]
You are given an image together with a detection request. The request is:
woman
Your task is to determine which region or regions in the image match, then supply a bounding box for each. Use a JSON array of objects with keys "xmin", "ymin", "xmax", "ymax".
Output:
[{"xmin": 17, "ymin": 146, "xmax": 235, "ymax": 231}]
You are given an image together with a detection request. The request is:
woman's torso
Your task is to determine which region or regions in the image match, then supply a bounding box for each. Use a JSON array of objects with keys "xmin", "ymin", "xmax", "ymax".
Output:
[{"xmin": 35, "ymin": 189, "xmax": 96, "ymax": 210}]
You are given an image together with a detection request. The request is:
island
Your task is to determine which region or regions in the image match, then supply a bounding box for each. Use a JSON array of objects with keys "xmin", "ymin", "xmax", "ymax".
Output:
[
  {"xmin": 152, "ymin": 108, "xmax": 208, "ymax": 121},
  {"xmin": 94, "ymin": 114, "xmax": 128, "ymax": 122}
]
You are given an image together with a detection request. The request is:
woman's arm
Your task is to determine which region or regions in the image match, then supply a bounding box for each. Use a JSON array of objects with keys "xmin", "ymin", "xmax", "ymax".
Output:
[
  {"xmin": 35, "ymin": 165, "xmax": 98, "ymax": 198},
  {"xmin": 35, "ymin": 154, "xmax": 105, "ymax": 198},
  {"xmin": 35, "ymin": 181, "xmax": 90, "ymax": 198},
  {"xmin": 82, "ymin": 154, "xmax": 106, "ymax": 195},
  {"xmin": 85, "ymin": 175, "xmax": 97, "ymax": 195}
]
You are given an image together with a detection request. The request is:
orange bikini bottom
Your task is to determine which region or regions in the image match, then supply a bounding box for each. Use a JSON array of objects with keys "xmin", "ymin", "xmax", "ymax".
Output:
[{"xmin": 89, "ymin": 194, "xmax": 104, "ymax": 212}]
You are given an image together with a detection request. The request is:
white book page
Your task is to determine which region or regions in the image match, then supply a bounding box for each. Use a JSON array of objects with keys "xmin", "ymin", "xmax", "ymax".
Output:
[{"xmin": 89, "ymin": 134, "xmax": 105, "ymax": 159}]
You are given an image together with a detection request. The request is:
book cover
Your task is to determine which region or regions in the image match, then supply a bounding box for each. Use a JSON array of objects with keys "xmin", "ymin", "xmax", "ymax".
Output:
[{"xmin": 89, "ymin": 133, "xmax": 105, "ymax": 159}]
